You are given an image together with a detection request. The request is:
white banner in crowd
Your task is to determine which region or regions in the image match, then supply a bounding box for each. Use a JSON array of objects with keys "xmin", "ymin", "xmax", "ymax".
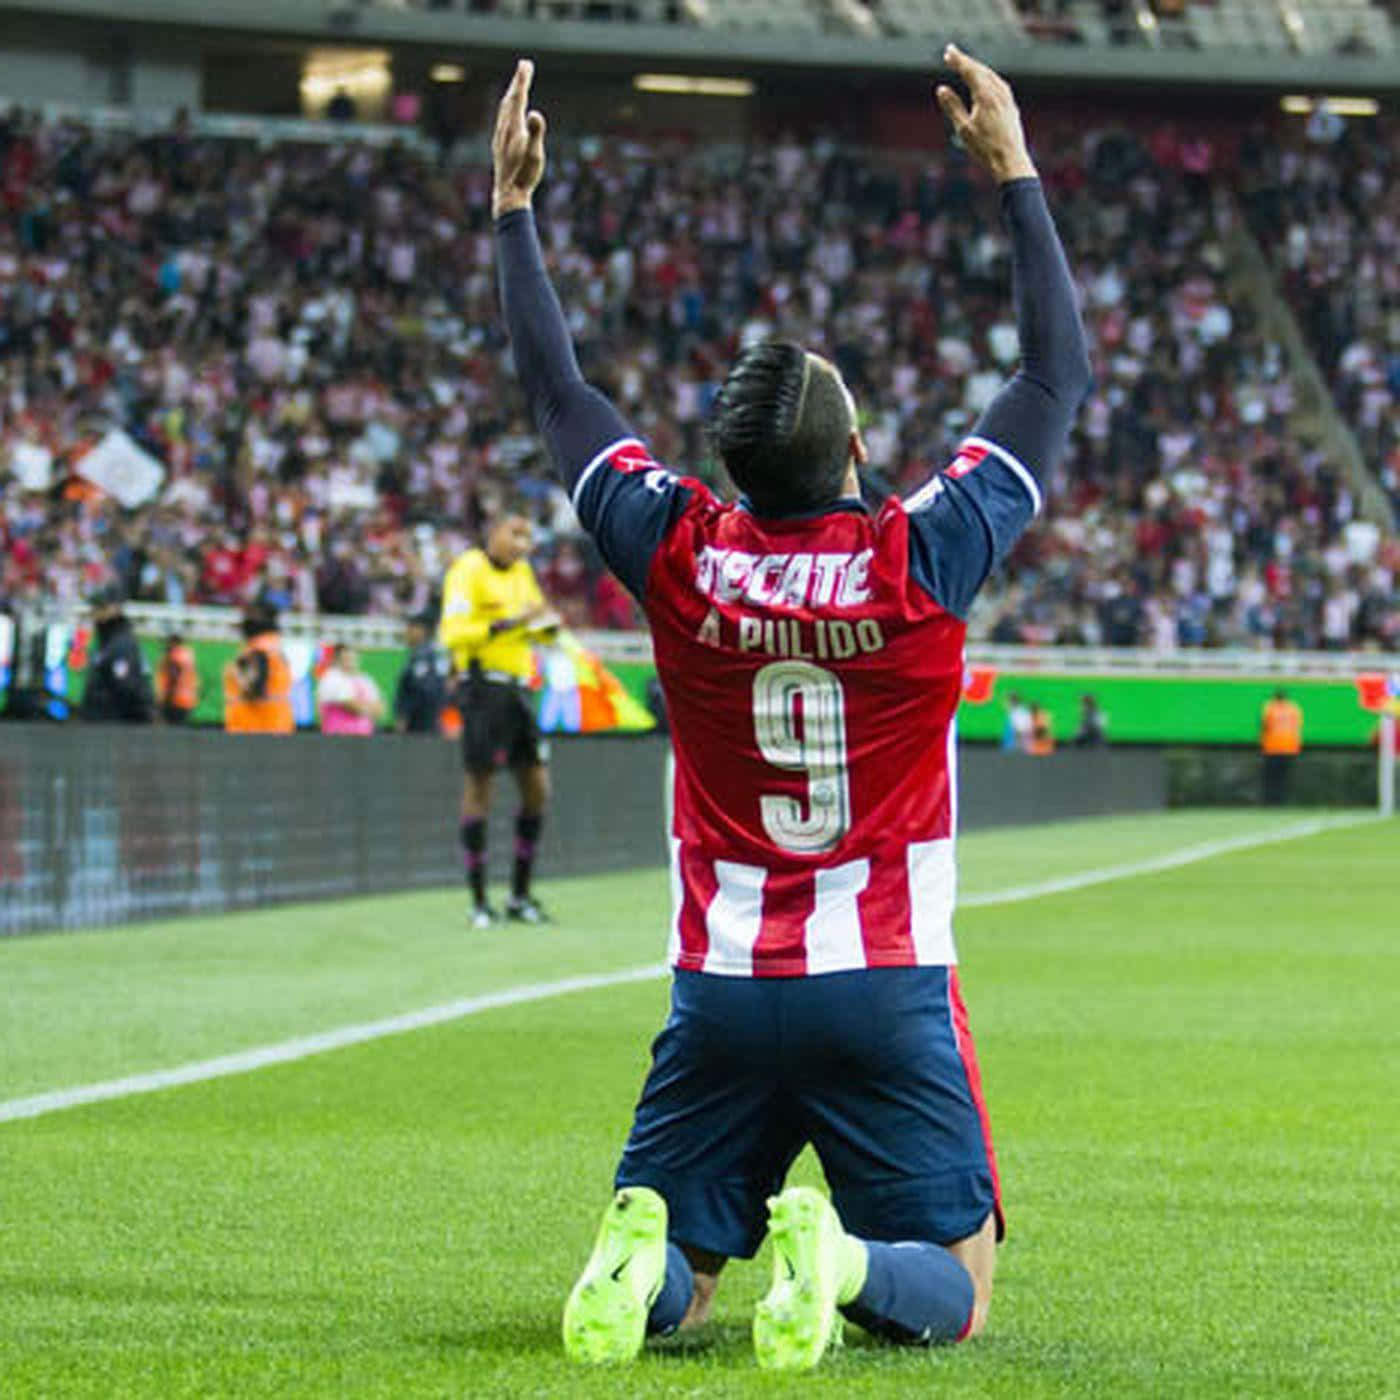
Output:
[
  {"xmin": 11, "ymin": 441, "xmax": 54, "ymax": 491},
  {"xmin": 74, "ymin": 430, "xmax": 165, "ymax": 509}
]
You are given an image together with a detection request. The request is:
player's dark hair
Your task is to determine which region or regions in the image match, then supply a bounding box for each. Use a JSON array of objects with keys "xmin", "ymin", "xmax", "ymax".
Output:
[{"xmin": 709, "ymin": 341, "xmax": 854, "ymax": 517}]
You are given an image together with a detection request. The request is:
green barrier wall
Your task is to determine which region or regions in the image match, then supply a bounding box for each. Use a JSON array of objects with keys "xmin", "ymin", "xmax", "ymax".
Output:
[
  {"xmin": 955, "ymin": 673, "xmax": 1374, "ymax": 746},
  {"xmin": 133, "ymin": 636, "xmax": 404, "ymax": 728},
  {"xmin": 115, "ymin": 633, "xmax": 1384, "ymax": 745},
  {"xmin": 608, "ymin": 661, "xmax": 1381, "ymax": 747}
]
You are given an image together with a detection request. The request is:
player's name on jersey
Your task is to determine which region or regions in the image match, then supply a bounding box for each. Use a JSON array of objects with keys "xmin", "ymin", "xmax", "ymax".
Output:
[
  {"xmin": 696, "ymin": 606, "xmax": 886, "ymax": 660},
  {"xmin": 694, "ymin": 546, "xmax": 874, "ymax": 611}
]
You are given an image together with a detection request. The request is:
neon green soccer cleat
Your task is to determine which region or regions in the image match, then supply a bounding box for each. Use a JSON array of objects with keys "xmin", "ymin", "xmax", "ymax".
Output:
[
  {"xmin": 562, "ymin": 1186, "xmax": 669, "ymax": 1364},
  {"xmin": 753, "ymin": 1186, "xmax": 862, "ymax": 1371}
]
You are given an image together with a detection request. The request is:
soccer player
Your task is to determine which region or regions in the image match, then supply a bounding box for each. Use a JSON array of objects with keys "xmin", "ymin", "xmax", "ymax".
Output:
[
  {"xmin": 439, "ymin": 505, "xmax": 560, "ymax": 928},
  {"xmin": 490, "ymin": 49, "xmax": 1089, "ymax": 1368}
]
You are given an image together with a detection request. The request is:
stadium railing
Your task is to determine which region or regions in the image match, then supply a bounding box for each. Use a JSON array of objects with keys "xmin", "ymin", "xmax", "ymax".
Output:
[
  {"xmin": 11, "ymin": 597, "xmax": 1392, "ymax": 678},
  {"xmin": 0, "ymin": 101, "xmax": 435, "ymax": 151},
  {"xmin": 85, "ymin": 604, "xmax": 1400, "ymax": 683}
]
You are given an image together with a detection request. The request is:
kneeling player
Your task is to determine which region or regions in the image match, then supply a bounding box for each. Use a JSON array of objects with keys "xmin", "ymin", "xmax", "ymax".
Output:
[
  {"xmin": 488, "ymin": 45, "xmax": 1089, "ymax": 1367},
  {"xmin": 565, "ymin": 968, "xmax": 1001, "ymax": 1364}
]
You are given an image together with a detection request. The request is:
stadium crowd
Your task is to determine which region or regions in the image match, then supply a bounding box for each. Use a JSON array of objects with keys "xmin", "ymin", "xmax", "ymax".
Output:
[
  {"xmin": 0, "ymin": 107, "xmax": 1395, "ymax": 651},
  {"xmin": 1242, "ymin": 114, "xmax": 1400, "ymax": 526}
]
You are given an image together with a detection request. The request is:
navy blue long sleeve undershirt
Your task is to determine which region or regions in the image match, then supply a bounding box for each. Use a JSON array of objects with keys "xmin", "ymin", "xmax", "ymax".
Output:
[
  {"xmin": 900, "ymin": 176, "xmax": 1091, "ymax": 614},
  {"xmin": 495, "ymin": 207, "xmax": 633, "ymax": 499},
  {"xmin": 496, "ymin": 179, "xmax": 1087, "ymax": 505},
  {"xmin": 970, "ymin": 177, "xmax": 1092, "ymax": 482},
  {"xmin": 495, "ymin": 176, "xmax": 1090, "ymax": 611}
]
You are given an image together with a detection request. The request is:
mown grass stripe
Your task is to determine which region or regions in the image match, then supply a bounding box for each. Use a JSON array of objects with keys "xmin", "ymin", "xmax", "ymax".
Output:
[{"xmin": 0, "ymin": 813, "xmax": 1376, "ymax": 1125}]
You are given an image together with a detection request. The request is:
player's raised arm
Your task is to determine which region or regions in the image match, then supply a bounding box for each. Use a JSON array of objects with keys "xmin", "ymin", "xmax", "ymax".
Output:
[
  {"xmin": 937, "ymin": 45, "xmax": 1091, "ymax": 502},
  {"xmin": 491, "ymin": 60, "xmax": 693, "ymax": 600},
  {"xmin": 491, "ymin": 60, "xmax": 632, "ymax": 496},
  {"xmin": 904, "ymin": 48, "xmax": 1091, "ymax": 618}
]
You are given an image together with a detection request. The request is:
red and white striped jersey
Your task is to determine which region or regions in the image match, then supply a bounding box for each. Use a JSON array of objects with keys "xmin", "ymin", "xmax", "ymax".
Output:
[{"xmin": 572, "ymin": 433, "xmax": 1041, "ymax": 978}]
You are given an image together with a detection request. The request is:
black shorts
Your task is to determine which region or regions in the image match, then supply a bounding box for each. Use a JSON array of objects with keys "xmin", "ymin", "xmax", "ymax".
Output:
[{"xmin": 458, "ymin": 677, "xmax": 546, "ymax": 774}]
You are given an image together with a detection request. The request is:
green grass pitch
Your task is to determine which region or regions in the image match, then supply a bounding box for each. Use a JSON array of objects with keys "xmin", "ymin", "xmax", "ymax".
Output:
[{"xmin": 2, "ymin": 811, "xmax": 1397, "ymax": 1397}]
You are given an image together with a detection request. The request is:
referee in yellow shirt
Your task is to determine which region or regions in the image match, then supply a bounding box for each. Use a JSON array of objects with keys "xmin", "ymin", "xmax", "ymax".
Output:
[{"xmin": 440, "ymin": 505, "xmax": 560, "ymax": 928}]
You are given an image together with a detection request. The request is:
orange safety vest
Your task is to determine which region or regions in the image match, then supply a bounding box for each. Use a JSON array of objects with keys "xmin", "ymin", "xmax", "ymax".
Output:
[
  {"xmin": 1260, "ymin": 699, "xmax": 1303, "ymax": 756},
  {"xmin": 1027, "ymin": 712, "xmax": 1056, "ymax": 756},
  {"xmin": 223, "ymin": 633, "xmax": 295, "ymax": 734},
  {"xmin": 156, "ymin": 644, "xmax": 199, "ymax": 712}
]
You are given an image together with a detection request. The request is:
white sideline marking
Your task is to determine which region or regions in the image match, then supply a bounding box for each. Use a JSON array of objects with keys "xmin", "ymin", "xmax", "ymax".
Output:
[
  {"xmin": 0, "ymin": 813, "xmax": 1378, "ymax": 1125},
  {"xmin": 0, "ymin": 965, "xmax": 668, "ymax": 1125}
]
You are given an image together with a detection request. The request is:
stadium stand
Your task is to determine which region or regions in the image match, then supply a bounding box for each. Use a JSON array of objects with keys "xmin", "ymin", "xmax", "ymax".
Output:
[
  {"xmin": 1241, "ymin": 114, "xmax": 1400, "ymax": 526},
  {"xmin": 0, "ymin": 100, "xmax": 1393, "ymax": 650},
  {"xmin": 326, "ymin": 0, "xmax": 1399, "ymax": 50}
]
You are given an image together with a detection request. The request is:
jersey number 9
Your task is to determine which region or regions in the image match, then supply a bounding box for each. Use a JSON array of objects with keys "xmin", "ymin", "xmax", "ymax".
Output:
[{"xmin": 752, "ymin": 660, "xmax": 851, "ymax": 854}]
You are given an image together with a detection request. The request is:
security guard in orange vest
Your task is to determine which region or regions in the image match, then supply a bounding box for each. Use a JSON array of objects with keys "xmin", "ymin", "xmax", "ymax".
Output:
[
  {"xmin": 156, "ymin": 633, "xmax": 200, "ymax": 725},
  {"xmin": 1259, "ymin": 688, "xmax": 1303, "ymax": 805},
  {"xmin": 1027, "ymin": 702, "xmax": 1056, "ymax": 757},
  {"xmin": 440, "ymin": 505, "xmax": 559, "ymax": 929},
  {"xmin": 223, "ymin": 604, "xmax": 295, "ymax": 735}
]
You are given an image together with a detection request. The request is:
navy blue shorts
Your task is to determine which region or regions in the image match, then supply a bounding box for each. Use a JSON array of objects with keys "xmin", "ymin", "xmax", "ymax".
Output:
[{"xmin": 615, "ymin": 966, "xmax": 1004, "ymax": 1260}]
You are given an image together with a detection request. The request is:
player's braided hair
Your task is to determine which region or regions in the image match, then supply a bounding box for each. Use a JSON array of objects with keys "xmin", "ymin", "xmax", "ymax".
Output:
[{"xmin": 708, "ymin": 341, "xmax": 854, "ymax": 517}]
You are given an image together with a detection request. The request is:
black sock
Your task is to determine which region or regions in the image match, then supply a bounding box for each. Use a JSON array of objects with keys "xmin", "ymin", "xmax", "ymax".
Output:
[
  {"xmin": 513, "ymin": 813, "xmax": 543, "ymax": 900},
  {"xmin": 460, "ymin": 819, "xmax": 487, "ymax": 906}
]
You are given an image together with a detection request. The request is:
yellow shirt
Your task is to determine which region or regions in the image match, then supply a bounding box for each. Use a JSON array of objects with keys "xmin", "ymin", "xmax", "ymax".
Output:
[{"xmin": 439, "ymin": 548, "xmax": 545, "ymax": 680}]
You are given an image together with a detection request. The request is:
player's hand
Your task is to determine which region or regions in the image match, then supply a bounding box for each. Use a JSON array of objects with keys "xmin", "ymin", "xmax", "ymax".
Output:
[
  {"xmin": 935, "ymin": 44, "xmax": 1037, "ymax": 184},
  {"xmin": 492, "ymin": 59, "xmax": 548, "ymax": 220}
]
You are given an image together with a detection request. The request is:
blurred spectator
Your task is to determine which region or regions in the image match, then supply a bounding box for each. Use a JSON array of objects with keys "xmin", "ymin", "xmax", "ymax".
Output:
[
  {"xmin": 79, "ymin": 585, "xmax": 154, "ymax": 724},
  {"xmin": 1001, "ymin": 691, "xmax": 1032, "ymax": 752},
  {"xmin": 394, "ymin": 609, "xmax": 452, "ymax": 733},
  {"xmin": 1018, "ymin": 0, "xmax": 1081, "ymax": 43},
  {"xmin": 1072, "ymin": 692, "xmax": 1108, "ymax": 746},
  {"xmin": 318, "ymin": 643, "xmax": 385, "ymax": 735},
  {"xmin": 1028, "ymin": 702, "xmax": 1056, "ymax": 755}
]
